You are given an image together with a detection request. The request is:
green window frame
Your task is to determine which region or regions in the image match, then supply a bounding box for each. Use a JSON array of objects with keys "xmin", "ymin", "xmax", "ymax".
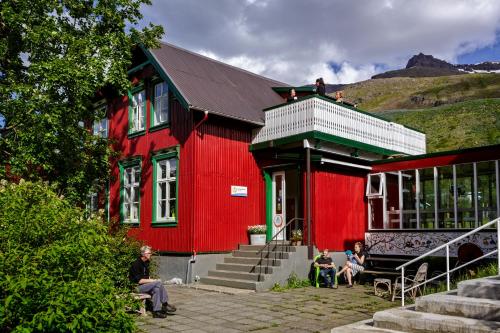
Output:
[
  {"xmin": 119, "ymin": 158, "xmax": 142, "ymax": 225},
  {"xmin": 128, "ymin": 85, "xmax": 146, "ymax": 136},
  {"xmin": 150, "ymin": 81, "xmax": 170, "ymax": 131},
  {"xmin": 152, "ymin": 149, "xmax": 179, "ymax": 226}
]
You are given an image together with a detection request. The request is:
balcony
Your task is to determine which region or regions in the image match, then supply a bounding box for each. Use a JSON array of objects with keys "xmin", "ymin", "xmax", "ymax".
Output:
[{"xmin": 251, "ymin": 96, "xmax": 426, "ymax": 156}]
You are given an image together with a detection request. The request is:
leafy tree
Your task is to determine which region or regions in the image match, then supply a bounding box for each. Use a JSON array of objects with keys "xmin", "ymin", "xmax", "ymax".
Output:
[
  {"xmin": 0, "ymin": 180, "xmax": 144, "ymax": 332},
  {"xmin": 0, "ymin": 0, "xmax": 163, "ymax": 203}
]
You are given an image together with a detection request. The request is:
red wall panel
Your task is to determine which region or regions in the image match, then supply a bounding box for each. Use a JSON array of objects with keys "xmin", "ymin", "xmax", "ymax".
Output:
[
  {"xmin": 108, "ymin": 91, "xmax": 196, "ymax": 253},
  {"xmin": 312, "ymin": 166, "xmax": 368, "ymax": 251},
  {"xmin": 193, "ymin": 117, "xmax": 264, "ymax": 252}
]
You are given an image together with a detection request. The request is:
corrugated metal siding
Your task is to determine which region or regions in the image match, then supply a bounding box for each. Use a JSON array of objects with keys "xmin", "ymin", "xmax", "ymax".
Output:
[
  {"xmin": 193, "ymin": 117, "xmax": 264, "ymax": 252},
  {"xmin": 312, "ymin": 166, "xmax": 368, "ymax": 251},
  {"xmin": 108, "ymin": 92, "xmax": 195, "ymax": 253}
]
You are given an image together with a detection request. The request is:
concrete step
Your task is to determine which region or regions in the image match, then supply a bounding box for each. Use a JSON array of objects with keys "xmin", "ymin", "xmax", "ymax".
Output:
[
  {"xmin": 239, "ymin": 244, "xmax": 297, "ymax": 252},
  {"xmin": 207, "ymin": 269, "xmax": 267, "ymax": 281},
  {"xmin": 458, "ymin": 275, "xmax": 500, "ymax": 300},
  {"xmin": 216, "ymin": 263, "xmax": 274, "ymax": 274},
  {"xmin": 373, "ymin": 307, "xmax": 500, "ymax": 333},
  {"xmin": 331, "ymin": 319, "xmax": 406, "ymax": 333},
  {"xmin": 416, "ymin": 292, "xmax": 500, "ymax": 321},
  {"xmin": 199, "ymin": 276, "xmax": 258, "ymax": 290},
  {"xmin": 232, "ymin": 250, "xmax": 289, "ymax": 259},
  {"xmin": 224, "ymin": 257, "xmax": 282, "ymax": 266}
]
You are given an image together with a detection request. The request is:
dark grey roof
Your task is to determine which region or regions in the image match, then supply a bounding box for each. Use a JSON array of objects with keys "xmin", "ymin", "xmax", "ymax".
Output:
[{"xmin": 149, "ymin": 42, "xmax": 288, "ymax": 125}]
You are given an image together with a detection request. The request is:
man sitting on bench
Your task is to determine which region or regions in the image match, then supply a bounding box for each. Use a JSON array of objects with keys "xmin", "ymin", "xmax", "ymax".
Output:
[
  {"xmin": 129, "ymin": 246, "xmax": 177, "ymax": 318},
  {"xmin": 314, "ymin": 249, "xmax": 338, "ymax": 289}
]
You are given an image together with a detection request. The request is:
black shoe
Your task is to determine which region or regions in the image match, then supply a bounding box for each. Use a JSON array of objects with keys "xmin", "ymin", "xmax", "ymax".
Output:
[
  {"xmin": 162, "ymin": 303, "xmax": 177, "ymax": 313},
  {"xmin": 153, "ymin": 311, "xmax": 167, "ymax": 318},
  {"xmin": 346, "ymin": 284, "xmax": 353, "ymax": 288}
]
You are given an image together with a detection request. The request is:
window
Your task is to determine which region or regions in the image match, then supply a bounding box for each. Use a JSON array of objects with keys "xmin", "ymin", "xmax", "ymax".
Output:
[
  {"xmin": 120, "ymin": 160, "xmax": 141, "ymax": 224},
  {"xmin": 437, "ymin": 166, "xmax": 454, "ymax": 228},
  {"xmin": 152, "ymin": 151, "xmax": 178, "ymax": 225},
  {"xmin": 93, "ymin": 118, "xmax": 108, "ymax": 138},
  {"xmin": 477, "ymin": 161, "xmax": 498, "ymax": 225},
  {"xmin": 419, "ymin": 168, "xmax": 435, "ymax": 229},
  {"xmin": 129, "ymin": 89, "xmax": 146, "ymax": 133},
  {"xmin": 366, "ymin": 173, "xmax": 385, "ymax": 197},
  {"xmin": 456, "ymin": 163, "xmax": 475, "ymax": 228},
  {"xmin": 152, "ymin": 82, "xmax": 169, "ymax": 127}
]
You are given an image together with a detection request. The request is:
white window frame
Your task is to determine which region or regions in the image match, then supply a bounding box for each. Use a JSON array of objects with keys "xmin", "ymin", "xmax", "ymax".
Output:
[
  {"xmin": 130, "ymin": 90, "xmax": 145, "ymax": 133},
  {"xmin": 154, "ymin": 156, "xmax": 177, "ymax": 223},
  {"xmin": 122, "ymin": 164, "xmax": 141, "ymax": 224},
  {"xmin": 153, "ymin": 82, "xmax": 169, "ymax": 126},
  {"xmin": 366, "ymin": 173, "xmax": 385, "ymax": 197}
]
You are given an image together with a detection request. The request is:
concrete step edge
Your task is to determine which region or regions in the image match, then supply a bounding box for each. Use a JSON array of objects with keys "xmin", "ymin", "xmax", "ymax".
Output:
[
  {"xmin": 373, "ymin": 307, "xmax": 500, "ymax": 333},
  {"xmin": 199, "ymin": 276, "xmax": 258, "ymax": 290},
  {"xmin": 207, "ymin": 270, "xmax": 268, "ymax": 281},
  {"xmin": 416, "ymin": 292, "xmax": 500, "ymax": 321}
]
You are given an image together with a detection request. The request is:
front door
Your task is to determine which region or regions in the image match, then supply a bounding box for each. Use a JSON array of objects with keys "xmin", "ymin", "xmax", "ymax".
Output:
[{"xmin": 272, "ymin": 171, "xmax": 286, "ymax": 240}]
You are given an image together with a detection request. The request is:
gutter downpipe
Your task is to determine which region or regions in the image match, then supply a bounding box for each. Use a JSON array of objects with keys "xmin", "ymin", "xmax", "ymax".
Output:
[
  {"xmin": 185, "ymin": 251, "xmax": 197, "ymax": 284},
  {"xmin": 194, "ymin": 110, "xmax": 209, "ymax": 130},
  {"xmin": 304, "ymin": 139, "xmax": 313, "ymax": 259}
]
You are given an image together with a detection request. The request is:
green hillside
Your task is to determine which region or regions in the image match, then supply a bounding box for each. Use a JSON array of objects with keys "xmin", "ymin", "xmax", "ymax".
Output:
[
  {"xmin": 379, "ymin": 99, "xmax": 500, "ymax": 153},
  {"xmin": 341, "ymin": 73, "xmax": 500, "ymax": 111}
]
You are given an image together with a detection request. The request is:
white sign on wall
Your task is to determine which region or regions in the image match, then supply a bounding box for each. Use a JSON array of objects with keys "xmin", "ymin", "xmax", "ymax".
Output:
[{"xmin": 231, "ymin": 185, "xmax": 248, "ymax": 197}]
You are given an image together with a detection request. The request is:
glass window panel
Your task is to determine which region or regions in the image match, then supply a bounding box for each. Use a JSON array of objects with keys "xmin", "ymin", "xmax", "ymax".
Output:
[
  {"xmin": 169, "ymin": 159, "xmax": 177, "ymax": 178},
  {"xmin": 161, "ymin": 201, "xmax": 167, "ymax": 218},
  {"xmin": 419, "ymin": 168, "xmax": 435, "ymax": 229},
  {"xmin": 159, "ymin": 161, "xmax": 167, "ymax": 179},
  {"xmin": 385, "ymin": 173, "xmax": 399, "ymax": 229},
  {"xmin": 438, "ymin": 166, "xmax": 454, "ymax": 229},
  {"xmin": 170, "ymin": 199, "xmax": 176, "ymax": 217},
  {"xmin": 402, "ymin": 170, "xmax": 417, "ymax": 229},
  {"xmin": 456, "ymin": 163, "xmax": 474, "ymax": 228},
  {"xmin": 159, "ymin": 182, "xmax": 167, "ymax": 200},
  {"xmin": 132, "ymin": 203, "xmax": 139, "ymax": 219},
  {"xmin": 275, "ymin": 175, "xmax": 283, "ymax": 214},
  {"xmin": 477, "ymin": 161, "xmax": 497, "ymax": 225},
  {"xmin": 169, "ymin": 181, "xmax": 176, "ymax": 200},
  {"xmin": 154, "ymin": 82, "xmax": 169, "ymax": 126}
]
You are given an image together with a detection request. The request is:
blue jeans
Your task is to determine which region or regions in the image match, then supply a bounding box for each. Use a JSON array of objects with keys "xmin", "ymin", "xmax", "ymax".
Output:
[{"xmin": 320, "ymin": 268, "xmax": 336, "ymax": 287}]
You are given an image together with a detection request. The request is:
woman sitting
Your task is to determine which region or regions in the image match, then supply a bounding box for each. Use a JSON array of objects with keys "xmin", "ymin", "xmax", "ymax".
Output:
[{"xmin": 336, "ymin": 242, "xmax": 366, "ymax": 288}]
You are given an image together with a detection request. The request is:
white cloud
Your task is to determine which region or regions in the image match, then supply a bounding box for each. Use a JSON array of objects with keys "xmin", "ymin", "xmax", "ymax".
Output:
[{"xmin": 142, "ymin": 0, "xmax": 500, "ymax": 85}]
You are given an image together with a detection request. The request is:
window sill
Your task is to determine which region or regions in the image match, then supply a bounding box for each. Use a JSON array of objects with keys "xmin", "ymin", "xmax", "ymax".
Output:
[
  {"xmin": 152, "ymin": 221, "xmax": 178, "ymax": 227},
  {"xmin": 128, "ymin": 130, "xmax": 146, "ymax": 139},
  {"xmin": 149, "ymin": 122, "xmax": 170, "ymax": 133},
  {"xmin": 121, "ymin": 222, "xmax": 140, "ymax": 227}
]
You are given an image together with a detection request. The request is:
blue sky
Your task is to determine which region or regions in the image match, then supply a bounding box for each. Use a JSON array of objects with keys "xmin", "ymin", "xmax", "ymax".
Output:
[{"xmin": 140, "ymin": 0, "xmax": 500, "ymax": 85}]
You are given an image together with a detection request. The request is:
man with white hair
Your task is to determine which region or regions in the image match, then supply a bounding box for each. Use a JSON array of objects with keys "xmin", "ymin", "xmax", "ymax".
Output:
[{"xmin": 129, "ymin": 245, "xmax": 176, "ymax": 318}]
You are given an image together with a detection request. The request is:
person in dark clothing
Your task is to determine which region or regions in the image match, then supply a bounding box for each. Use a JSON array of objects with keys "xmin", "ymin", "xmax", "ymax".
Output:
[
  {"xmin": 336, "ymin": 242, "xmax": 366, "ymax": 288},
  {"xmin": 129, "ymin": 245, "xmax": 176, "ymax": 318},
  {"xmin": 315, "ymin": 78, "xmax": 326, "ymax": 96},
  {"xmin": 286, "ymin": 88, "xmax": 298, "ymax": 102},
  {"xmin": 314, "ymin": 248, "xmax": 337, "ymax": 288}
]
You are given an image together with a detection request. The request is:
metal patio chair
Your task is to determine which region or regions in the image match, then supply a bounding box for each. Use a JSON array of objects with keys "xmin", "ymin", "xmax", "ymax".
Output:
[{"xmin": 392, "ymin": 262, "xmax": 428, "ymax": 302}]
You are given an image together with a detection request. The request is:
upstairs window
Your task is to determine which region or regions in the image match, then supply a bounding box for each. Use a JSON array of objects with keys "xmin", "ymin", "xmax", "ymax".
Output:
[
  {"xmin": 93, "ymin": 105, "xmax": 108, "ymax": 138},
  {"xmin": 152, "ymin": 82, "xmax": 169, "ymax": 127},
  {"xmin": 129, "ymin": 89, "xmax": 146, "ymax": 134}
]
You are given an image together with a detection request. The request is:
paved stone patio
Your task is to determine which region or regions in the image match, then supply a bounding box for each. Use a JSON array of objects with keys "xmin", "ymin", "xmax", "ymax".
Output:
[{"xmin": 136, "ymin": 284, "xmax": 397, "ymax": 333}]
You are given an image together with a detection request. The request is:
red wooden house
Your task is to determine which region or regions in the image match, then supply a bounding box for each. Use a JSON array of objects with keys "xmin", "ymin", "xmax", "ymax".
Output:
[{"xmin": 100, "ymin": 42, "xmax": 498, "ymax": 285}]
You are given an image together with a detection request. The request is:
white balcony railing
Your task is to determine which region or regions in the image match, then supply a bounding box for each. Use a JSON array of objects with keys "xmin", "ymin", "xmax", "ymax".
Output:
[{"xmin": 252, "ymin": 97, "xmax": 426, "ymax": 156}]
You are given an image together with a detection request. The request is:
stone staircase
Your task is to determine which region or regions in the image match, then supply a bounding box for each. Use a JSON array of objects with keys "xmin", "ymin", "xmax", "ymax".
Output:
[
  {"xmin": 332, "ymin": 275, "xmax": 500, "ymax": 333},
  {"xmin": 199, "ymin": 243, "xmax": 309, "ymax": 292}
]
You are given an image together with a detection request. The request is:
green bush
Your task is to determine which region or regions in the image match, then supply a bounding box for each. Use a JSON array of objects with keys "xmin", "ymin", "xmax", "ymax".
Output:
[
  {"xmin": 271, "ymin": 272, "xmax": 311, "ymax": 291},
  {"xmin": 0, "ymin": 180, "xmax": 142, "ymax": 332}
]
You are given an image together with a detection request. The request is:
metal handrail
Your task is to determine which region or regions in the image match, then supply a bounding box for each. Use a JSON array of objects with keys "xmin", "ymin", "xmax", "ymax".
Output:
[
  {"xmin": 395, "ymin": 217, "xmax": 500, "ymax": 306},
  {"xmin": 256, "ymin": 217, "xmax": 304, "ymax": 278}
]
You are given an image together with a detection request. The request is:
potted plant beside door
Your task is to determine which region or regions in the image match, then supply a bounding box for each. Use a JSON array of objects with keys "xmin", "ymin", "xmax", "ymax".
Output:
[
  {"xmin": 248, "ymin": 225, "xmax": 267, "ymax": 245},
  {"xmin": 291, "ymin": 229, "xmax": 303, "ymax": 246}
]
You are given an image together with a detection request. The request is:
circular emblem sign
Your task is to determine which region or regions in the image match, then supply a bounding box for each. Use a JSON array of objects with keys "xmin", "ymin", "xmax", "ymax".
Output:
[{"xmin": 273, "ymin": 215, "xmax": 284, "ymax": 227}]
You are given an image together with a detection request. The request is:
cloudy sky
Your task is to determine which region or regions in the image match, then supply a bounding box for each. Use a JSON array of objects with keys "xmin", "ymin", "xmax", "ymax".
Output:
[{"xmin": 139, "ymin": 0, "xmax": 500, "ymax": 85}]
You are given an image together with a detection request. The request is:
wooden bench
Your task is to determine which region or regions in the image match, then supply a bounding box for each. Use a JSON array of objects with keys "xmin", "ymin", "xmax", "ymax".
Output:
[{"xmin": 131, "ymin": 293, "xmax": 151, "ymax": 316}]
